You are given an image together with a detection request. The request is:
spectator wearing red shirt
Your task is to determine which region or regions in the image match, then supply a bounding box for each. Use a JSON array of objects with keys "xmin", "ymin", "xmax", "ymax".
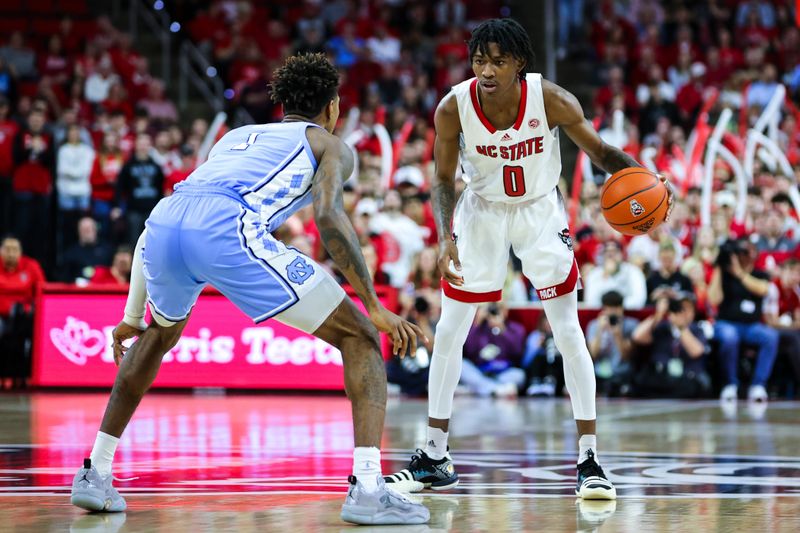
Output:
[
  {"xmin": 101, "ymin": 83, "xmax": 134, "ymax": 122},
  {"xmin": 0, "ymin": 235, "xmax": 43, "ymax": 318},
  {"xmin": 704, "ymin": 47, "xmax": 732, "ymax": 88},
  {"xmin": 765, "ymin": 259, "xmax": 800, "ymax": 390},
  {"xmin": 12, "ymin": 110, "xmax": 54, "ymax": 264},
  {"xmin": 89, "ymin": 131, "xmax": 125, "ymax": 237},
  {"xmin": 0, "ymin": 235, "xmax": 44, "ymax": 387},
  {"xmin": 717, "ymin": 28, "xmax": 744, "ymax": 72},
  {"xmin": 58, "ymin": 17, "xmax": 83, "ymax": 56},
  {"xmin": 163, "ymin": 144, "xmax": 196, "ymax": 196},
  {"xmin": 0, "ymin": 96, "xmax": 19, "ymax": 236},
  {"xmin": 128, "ymin": 57, "xmax": 153, "ymax": 104},
  {"xmin": 593, "ymin": 66, "xmax": 637, "ymax": 119},
  {"xmin": 754, "ymin": 209, "xmax": 798, "ymax": 273},
  {"xmin": 38, "ymin": 35, "xmax": 72, "ymax": 89},
  {"xmin": 676, "ymin": 63, "xmax": 707, "ymax": 129},
  {"xmin": 90, "ymin": 245, "xmax": 132, "ymax": 286},
  {"xmin": 109, "ymin": 34, "xmax": 141, "ymax": 87},
  {"xmin": 435, "ymin": 26, "xmax": 469, "ymax": 64}
]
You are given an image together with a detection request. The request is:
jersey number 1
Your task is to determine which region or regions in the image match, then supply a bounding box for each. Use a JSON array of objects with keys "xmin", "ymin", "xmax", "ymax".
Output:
[
  {"xmin": 503, "ymin": 165, "xmax": 526, "ymax": 197},
  {"xmin": 231, "ymin": 132, "xmax": 259, "ymax": 150}
]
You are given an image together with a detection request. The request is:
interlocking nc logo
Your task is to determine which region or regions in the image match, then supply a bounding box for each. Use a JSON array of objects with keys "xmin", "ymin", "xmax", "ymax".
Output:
[
  {"xmin": 50, "ymin": 316, "xmax": 106, "ymax": 365},
  {"xmin": 286, "ymin": 257, "xmax": 314, "ymax": 285}
]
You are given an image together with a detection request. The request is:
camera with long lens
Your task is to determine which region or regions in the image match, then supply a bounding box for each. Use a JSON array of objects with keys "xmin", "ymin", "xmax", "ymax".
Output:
[
  {"xmin": 716, "ymin": 239, "xmax": 747, "ymax": 269},
  {"xmin": 414, "ymin": 295, "xmax": 430, "ymax": 314}
]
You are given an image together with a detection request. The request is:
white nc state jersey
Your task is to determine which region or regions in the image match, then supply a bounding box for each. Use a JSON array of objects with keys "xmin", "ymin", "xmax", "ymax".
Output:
[{"xmin": 452, "ymin": 73, "xmax": 561, "ymax": 203}]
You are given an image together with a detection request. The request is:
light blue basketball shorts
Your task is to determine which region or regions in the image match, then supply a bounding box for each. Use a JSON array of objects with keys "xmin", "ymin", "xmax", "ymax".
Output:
[{"xmin": 142, "ymin": 186, "xmax": 345, "ymax": 333}]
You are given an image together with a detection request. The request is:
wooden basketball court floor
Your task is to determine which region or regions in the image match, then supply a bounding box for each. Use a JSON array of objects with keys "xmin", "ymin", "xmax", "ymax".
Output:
[{"xmin": 0, "ymin": 393, "xmax": 798, "ymax": 532}]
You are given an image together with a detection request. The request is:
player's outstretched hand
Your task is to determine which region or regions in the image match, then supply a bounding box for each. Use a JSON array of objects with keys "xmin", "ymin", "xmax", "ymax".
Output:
[
  {"xmin": 658, "ymin": 174, "xmax": 675, "ymax": 223},
  {"xmin": 111, "ymin": 321, "xmax": 145, "ymax": 366},
  {"xmin": 438, "ymin": 240, "xmax": 464, "ymax": 286},
  {"xmin": 369, "ymin": 306, "xmax": 428, "ymax": 358}
]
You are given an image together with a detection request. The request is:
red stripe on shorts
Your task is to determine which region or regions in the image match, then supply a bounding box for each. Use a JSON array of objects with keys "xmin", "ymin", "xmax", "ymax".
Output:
[
  {"xmin": 442, "ymin": 280, "xmax": 502, "ymax": 303},
  {"xmin": 536, "ymin": 259, "xmax": 580, "ymax": 301}
]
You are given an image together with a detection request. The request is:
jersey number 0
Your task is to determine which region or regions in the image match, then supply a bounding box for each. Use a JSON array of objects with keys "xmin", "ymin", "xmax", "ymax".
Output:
[{"xmin": 503, "ymin": 165, "xmax": 526, "ymax": 197}]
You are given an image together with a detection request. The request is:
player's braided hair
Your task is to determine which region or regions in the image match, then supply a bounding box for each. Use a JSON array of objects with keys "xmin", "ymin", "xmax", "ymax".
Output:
[
  {"xmin": 270, "ymin": 53, "xmax": 339, "ymax": 118},
  {"xmin": 468, "ymin": 18, "xmax": 536, "ymax": 79}
]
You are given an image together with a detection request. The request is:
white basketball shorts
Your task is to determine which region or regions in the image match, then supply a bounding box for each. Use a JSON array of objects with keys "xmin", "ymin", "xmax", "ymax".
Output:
[{"xmin": 443, "ymin": 186, "xmax": 580, "ymax": 303}]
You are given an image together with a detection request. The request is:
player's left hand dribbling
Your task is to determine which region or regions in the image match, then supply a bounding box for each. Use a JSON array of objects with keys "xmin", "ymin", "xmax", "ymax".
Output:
[{"xmin": 111, "ymin": 321, "xmax": 145, "ymax": 366}]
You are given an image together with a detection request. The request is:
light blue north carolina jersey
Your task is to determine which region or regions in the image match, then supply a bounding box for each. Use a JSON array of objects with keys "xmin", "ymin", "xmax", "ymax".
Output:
[
  {"xmin": 144, "ymin": 120, "xmax": 346, "ymax": 330},
  {"xmin": 184, "ymin": 121, "xmax": 320, "ymax": 231}
]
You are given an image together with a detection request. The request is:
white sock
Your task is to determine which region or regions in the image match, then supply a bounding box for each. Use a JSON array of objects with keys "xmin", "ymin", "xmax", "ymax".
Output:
[
  {"xmin": 578, "ymin": 434, "xmax": 597, "ymax": 464},
  {"xmin": 424, "ymin": 427, "xmax": 449, "ymax": 460},
  {"xmin": 353, "ymin": 447, "xmax": 382, "ymax": 492},
  {"xmin": 89, "ymin": 431, "xmax": 120, "ymax": 477}
]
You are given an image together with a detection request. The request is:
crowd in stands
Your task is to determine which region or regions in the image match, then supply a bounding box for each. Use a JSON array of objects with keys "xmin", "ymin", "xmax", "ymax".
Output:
[{"xmin": 1, "ymin": 0, "xmax": 799, "ymax": 400}]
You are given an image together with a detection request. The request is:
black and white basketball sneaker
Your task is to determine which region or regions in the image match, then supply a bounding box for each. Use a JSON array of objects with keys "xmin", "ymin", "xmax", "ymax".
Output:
[
  {"xmin": 576, "ymin": 450, "xmax": 616, "ymax": 500},
  {"xmin": 384, "ymin": 448, "xmax": 459, "ymax": 493}
]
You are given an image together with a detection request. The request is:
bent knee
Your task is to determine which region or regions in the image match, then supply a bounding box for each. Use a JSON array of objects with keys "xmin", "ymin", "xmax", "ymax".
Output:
[
  {"xmin": 551, "ymin": 323, "xmax": 587, "ymax": 354},
  {"xmin": 359, "ymin": 322, "xmax": 381, "ymax": 352}
]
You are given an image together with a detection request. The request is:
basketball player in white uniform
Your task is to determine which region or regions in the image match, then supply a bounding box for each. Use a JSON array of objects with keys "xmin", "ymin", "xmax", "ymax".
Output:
[
  {"xmin": 69, "ymin": 54, "xmax": 429, "ymax": 525},
  {"xmin": 385, "ymin": 19, "xmax": 672, "ymax": 499}
]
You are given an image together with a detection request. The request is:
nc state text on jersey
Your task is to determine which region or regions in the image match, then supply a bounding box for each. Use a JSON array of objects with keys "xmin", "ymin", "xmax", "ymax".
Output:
[{"xmin": 474, "ymin": 136, "xmax": 544, "ymax": 161}]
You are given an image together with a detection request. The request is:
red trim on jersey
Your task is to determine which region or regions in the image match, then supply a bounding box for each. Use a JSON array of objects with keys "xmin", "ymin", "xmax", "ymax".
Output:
[
  {"xmin": 470, "ymin": 78, "xmax": 497, "ymax": 134},
  {"xmin": 469, "ymin": 78, "xmax": 528, "ymax": 134},
  {"xmin": 442, "ymin": 280, "xmax": 502, "ymax": 303},
  {"xmin": 536, "ymin": 259, "xmax": 580, "ymax": 301},
  {"xmin": 512, "ymin": 79, "xmax": 528, "ymax": 130}
]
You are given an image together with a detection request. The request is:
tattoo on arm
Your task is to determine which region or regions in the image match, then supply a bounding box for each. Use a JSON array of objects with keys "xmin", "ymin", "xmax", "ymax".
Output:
[
  {"xmin": 432, "ymin": 178, "xmax": 456, "ymax": 242},
  {"xmin": 312, "ymin": 143, "xmax": 379, "ymax": 310},
  {"xmin": 599, "ymin": 145, "xmax": 641, "ymax": 175}
]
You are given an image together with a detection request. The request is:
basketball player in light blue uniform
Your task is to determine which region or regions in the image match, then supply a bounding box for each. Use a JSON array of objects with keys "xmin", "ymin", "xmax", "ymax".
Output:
[{"xmin": 70, "ymin": 54, "xmax": 429, "ymax": 526}]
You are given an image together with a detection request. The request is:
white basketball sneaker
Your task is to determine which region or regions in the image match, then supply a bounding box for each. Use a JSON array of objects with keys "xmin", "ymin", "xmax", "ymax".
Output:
[
  {"xmin": 70, "ymin": 459, "xmax": 126, "ymax": 512},
  {"xmin": 720, "ymin": 384, "xmax": 738, "ymax": 402},
  {"xmin": 748, "ymin": 384, "xmax": 767, "ymax": 402},
  {"xmin": 340, "ymin": 474, "xmax": 430, "ymax": 525}
]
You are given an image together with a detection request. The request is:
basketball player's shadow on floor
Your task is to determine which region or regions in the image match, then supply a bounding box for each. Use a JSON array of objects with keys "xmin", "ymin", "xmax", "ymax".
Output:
[
  {"xmin": 576, "ymin": 499, "xmax": 617, "ymax": 533},
  {"xmin": 70, "ymin": 512, "xmax": 126, "ymax": 533}
]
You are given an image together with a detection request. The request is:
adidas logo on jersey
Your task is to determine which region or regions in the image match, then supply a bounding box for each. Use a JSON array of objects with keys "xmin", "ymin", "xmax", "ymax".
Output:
[{"xmin": 500, "ymin": 133, "xmax": 512, "ymax": 141}]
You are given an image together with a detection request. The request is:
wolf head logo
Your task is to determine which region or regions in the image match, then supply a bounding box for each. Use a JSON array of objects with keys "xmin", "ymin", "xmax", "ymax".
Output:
[
  {"xmin": 558, "ymin": 228, "xmax": 573, "ymax": 251},
  {"xmin": 629, "ymin": 199, "xmax": 645, "ymax": 217}
]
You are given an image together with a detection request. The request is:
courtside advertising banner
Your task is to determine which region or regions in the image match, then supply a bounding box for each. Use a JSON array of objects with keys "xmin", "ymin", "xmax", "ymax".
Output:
[{"xmin": 32, "ymin": 286, "xmax": 395, "ymax": 390}]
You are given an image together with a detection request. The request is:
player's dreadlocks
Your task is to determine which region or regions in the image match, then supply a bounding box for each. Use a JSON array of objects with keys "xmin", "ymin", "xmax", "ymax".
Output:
[
  {"xmin": 468, "ymin": 18, "xmax": 536, "ymax": 79},
  {"xmin": 270, "ymin": 53, "xmax": 339, "ymax": 118}
]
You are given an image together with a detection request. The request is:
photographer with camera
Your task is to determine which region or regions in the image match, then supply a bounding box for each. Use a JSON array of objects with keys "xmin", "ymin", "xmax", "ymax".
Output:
[
  {"xmin": 632, "ymin": 293, "xmax": 711, "ymax": 398},
  {"xmin": 709, "ymin": 238, "xmax": 778, "ymax": 402},
  {"xmin": 460, "ymin": 302, "xmax": 526, "ymax": 398},
  {"xmin": 586, "ymin": 291, "xmax": 639, "ymax": 395},
  {"xmin": 385, "ymin": 293, "xmax": 437, "ymax": 396}
]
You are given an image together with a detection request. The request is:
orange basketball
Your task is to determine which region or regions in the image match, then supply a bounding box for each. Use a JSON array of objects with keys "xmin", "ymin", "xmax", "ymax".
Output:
[{"xmin": 600, "ymin": 168, "xmax": 668, "ymax": 236}]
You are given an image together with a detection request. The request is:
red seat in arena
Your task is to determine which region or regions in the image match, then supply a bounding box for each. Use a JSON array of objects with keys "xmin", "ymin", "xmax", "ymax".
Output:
[
  {"xmin": 32, "ymin": 19, "xmax": 62, "ymax": 37},
  {"xmin": 28, "ymin": 0, "xmax": 54, "ymax": 14},
  {"xmin": 57, "ymin": 0, "xmax": 90, "ymax": 15},
  {"xmin": 0, "ymin": 0, "xmax": 24, "ymax": 12},
  {"xmin": 0, "ymin": 18, "xmax": 29, "ymax": 34}
]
